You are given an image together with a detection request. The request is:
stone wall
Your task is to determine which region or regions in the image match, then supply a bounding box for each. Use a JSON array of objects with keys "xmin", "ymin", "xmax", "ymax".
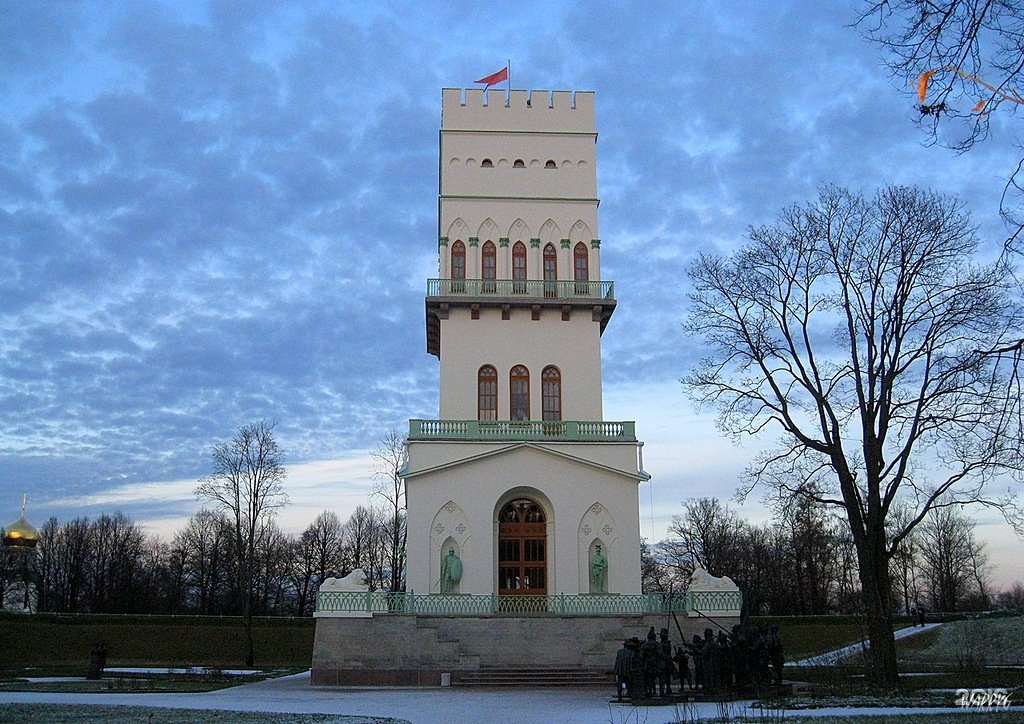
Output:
[{"xmin": 311, "ymin": 612, "xmax": 739, "ymax": 686}]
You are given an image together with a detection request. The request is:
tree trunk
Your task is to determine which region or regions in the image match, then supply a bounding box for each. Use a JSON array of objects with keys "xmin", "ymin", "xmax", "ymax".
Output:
[
  {"xmin": 857, "ymin": 531, "xmax": 899, "ymax": 687},
  {"xmin": 243, "ymin": 590, "xmax": 255, "ymax": 666}
]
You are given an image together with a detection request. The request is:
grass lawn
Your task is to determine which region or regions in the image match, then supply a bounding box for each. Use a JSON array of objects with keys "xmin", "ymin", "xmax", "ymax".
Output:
[{"xmin": 0, "ymin": 612, "xmax": 314, "ymax": 677}]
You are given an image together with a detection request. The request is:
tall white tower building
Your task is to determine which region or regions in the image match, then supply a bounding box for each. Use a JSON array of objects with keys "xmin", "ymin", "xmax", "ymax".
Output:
[{"xmin": 404, "ymin": 87, "xmax": 648, "ymax": 599}]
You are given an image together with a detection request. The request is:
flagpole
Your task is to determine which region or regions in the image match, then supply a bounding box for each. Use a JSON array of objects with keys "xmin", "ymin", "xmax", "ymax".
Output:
[{"xmin": 508, "ymin": 59, "xmax": 512, "ymax": 94}]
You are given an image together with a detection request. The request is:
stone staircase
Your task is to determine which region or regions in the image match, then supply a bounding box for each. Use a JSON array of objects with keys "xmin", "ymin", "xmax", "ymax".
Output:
[{"xmin": 452, "ymin": 667, "xmax": 613, "ymax": 687}]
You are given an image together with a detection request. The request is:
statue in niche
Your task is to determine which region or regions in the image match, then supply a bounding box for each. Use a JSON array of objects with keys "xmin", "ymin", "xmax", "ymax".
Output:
[
  {"xmin": 589, "ymin": 543, "xmax": 608, "ymax": 593},
  {"xmin": 440, "ymin": 547, "xmax": 462, "ymax": 593}
]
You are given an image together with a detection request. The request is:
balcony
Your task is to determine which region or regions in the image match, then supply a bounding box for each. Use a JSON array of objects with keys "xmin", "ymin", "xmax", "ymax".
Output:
[
  {"xmin": 425, "ymin": 278, "xmax": 617, "ymax": 356},
  {"xmin": 427, "ymin": 277, "xmax": 614, "ymax": 300},
  {"xmin": 408, "ymin": 419, "xmax": 636, "ymax": 442}
]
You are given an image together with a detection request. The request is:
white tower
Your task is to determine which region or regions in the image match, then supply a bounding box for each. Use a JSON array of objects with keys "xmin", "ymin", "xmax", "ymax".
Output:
[{"xmin": 404, "ymin": 88, "xmax": 648, "ymax": 599}]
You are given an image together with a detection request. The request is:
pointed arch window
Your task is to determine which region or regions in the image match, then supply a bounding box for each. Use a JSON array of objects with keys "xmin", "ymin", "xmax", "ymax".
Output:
[
  {"xmin": 542, "ymin": 366, "xmax": 561, "ymax": 421},
  {"xmin": 543, "ymin": 243, "xmax": 557, "ymax": 298},
  {"xmin": 512, "ymin": 241, "xmax": 527, "ymax": 294},
  {"xmin": 574, "ymin": 242, "xmax": 589, "ymax": 295},
  {"xmin": 478, "ymin": 365, "xmax": 498, "ymax": 420},
  {"xmin": 482, "ymin": 240, "xmax": 496, "ymax": 293},
  {"xmin": 510, "ymin": 365, "xmax": 530, "ymax": 421},
  {"xmin": 451, "ymin": 240, "xmax": 466, "ymax": 293}
]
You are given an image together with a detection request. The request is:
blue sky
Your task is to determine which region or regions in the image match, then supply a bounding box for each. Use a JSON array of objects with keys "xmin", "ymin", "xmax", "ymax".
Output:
[{"xmin": 1, "ymin": 1, "xmax": 1021, "ymax": 587}]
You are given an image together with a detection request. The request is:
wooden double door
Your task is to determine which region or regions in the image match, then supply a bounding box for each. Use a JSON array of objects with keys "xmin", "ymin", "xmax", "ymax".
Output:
[{"xmin": 497, "ymin": 499, "xmax": 547, "ymax": 595}]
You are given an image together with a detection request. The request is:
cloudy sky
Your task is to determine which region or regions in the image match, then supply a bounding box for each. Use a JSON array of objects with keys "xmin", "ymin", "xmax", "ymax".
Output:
[{"xmin": 2, "ymin": 1, "xmax": 1021, "ymax": 586}]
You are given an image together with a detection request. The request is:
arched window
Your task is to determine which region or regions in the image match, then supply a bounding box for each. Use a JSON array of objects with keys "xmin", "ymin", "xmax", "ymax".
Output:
[
  {"xmin": 478, "ymin": 365, "xmax": 497, "ymax": 420},
  {"xmin": 482, "ymin": 158, "xmax": 493, "ymax": 167},
  {"xmin": 542, "ymin": 366, "xmax": 561, "ymax": 421},
  {"xmin": 482, "ymin": 241, "xmax": 496, "ymax": 293},
  {"xmin": 512, "ymin": 241, "xmax": 527, "ymax": 293},
  {"xmin": 513, "ymin": 159, "xmax": 525, "ymax": 168},
  {"xmin": 545, "ymin": 159, "xmax": 557, "ymax": 169},
  {"xmin": 451, "ymin": 240, "xmax": 466, "ymax": 293},
  {"xmin": 510, "ymin": 365, "xmax": 530, "ymax": 421},
  {"xmin": 543, "ymin": 243, "xmax": 557, "ymax": 298},
  {"xmin": 574, "ymin": 242, "xmax": 589, "ymax": 294}
]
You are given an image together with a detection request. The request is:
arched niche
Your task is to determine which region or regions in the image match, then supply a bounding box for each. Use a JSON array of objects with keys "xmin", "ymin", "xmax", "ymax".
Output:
[
  {"xmin": 578, "ymin": 502, "xmax": 617, "ymax": 593},
  {"xmin": 429, "ymin": 501, "xmax": 469, "ymax": 594}
]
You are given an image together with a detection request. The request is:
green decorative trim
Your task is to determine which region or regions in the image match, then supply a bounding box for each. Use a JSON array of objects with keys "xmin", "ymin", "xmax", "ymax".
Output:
[
  {"xmin": 314, "ymin": 590, "xmax": 739, "ymax": 617},
  {"xmin": 560, "ymin": 238, "xmax": 571, "ymax": 249},
  {"xmin": 468, "ymin": 237, "xmax": 479, "ymax": 247},
  {"xmin": 426, "ymin": 278, "xmax": 614, "ymax": 301},
  {"xmin": 529, "ymin": 238, "xmax": 541, "ymax": 248},
  {"xmin": 409, "ymin": 418, "xmax": 634, "ymax": 442},
  {"xmin": 438, "ymin": 236, "xmax": 449, "ymax": 248},
  {"xmin": 590, "ymin": 238, "xmax": 601, "ymax": 249},
  {"xmin": 498, "ymin": 237, "xmax": 510, "ymax": 247}
]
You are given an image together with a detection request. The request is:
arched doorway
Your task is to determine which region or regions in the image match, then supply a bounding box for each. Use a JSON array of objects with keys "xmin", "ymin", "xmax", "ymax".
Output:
[{"xmin": 497, "ymin": 498, "xmax": 547, "ymax": 596}]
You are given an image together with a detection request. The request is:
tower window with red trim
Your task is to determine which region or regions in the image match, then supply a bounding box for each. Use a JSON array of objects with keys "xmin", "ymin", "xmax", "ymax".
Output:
[
  {"xmin": 510, "ymin": 365, "xmax": 530, "ymax": 421},
  {"xmin": 478, "ymin": 365, "xmax": 498, "ymax": 420}
]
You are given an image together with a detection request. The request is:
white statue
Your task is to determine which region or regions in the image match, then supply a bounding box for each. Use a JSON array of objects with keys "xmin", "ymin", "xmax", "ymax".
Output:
[{"xmin": 319, "ymin": 568, "xmax": 370, "ymax": 592}]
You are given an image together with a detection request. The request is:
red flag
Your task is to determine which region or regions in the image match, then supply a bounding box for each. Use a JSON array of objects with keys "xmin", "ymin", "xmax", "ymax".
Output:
[{"xmin": 474, "ymin": 66, "xmax": 509, "ymax": 89}]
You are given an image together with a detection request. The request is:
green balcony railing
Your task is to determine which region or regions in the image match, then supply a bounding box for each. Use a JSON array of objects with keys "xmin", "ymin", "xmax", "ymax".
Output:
[
  {"xmin": 427, "ymin": 278, "xmax": 614, "ymax": 301},
  {"xmin": 314, "ymin": 590, "xmax": 742, "ymax": 617},
  {"xmin": 408, "ymin": 419, "xmax": 636, "ymax": 442}
]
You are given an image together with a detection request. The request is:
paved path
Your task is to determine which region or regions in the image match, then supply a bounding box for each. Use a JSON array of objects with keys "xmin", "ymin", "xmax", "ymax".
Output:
[
  {"xmin": 791, "ymin": 623, "xmax": 943, "ymax": 667},
  {"xmin": 1, "ymin": 666, "xmax": 1013, "ymax": 722},
  {"xmin": 0, "ymin": 673, "xmax": 715, "ymax": 723}
]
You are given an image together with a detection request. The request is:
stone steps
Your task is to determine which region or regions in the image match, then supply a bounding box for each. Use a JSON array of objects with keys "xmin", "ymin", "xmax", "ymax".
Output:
[{"xmin": 453, "ymin": 667, "xmax": 613, "ymax": 687}]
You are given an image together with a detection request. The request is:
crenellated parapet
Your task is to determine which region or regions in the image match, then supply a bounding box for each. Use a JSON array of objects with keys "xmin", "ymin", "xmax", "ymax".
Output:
[{"xmin": 442, "ymin": 88, "xmax": 595, "ymax": 133}]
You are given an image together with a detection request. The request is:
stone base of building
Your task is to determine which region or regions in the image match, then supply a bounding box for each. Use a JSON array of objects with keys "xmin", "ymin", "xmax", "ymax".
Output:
[{"xmin": 311, "ymin": 612, "xmax": 741, "ymax": 687}]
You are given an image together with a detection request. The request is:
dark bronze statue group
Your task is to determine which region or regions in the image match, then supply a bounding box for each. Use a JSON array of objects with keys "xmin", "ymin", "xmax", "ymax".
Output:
[{"xmin": 613, "ymin": 623, "xmax": 785, "ymax": 701}]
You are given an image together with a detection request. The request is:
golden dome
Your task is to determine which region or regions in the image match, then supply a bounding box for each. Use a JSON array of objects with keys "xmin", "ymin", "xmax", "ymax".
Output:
[{"xmin": 4, "ymin": 497, "xmax": 39, "ymax": 548}]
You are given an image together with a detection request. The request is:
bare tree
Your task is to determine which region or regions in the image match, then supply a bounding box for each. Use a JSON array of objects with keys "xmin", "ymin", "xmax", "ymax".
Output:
[
  {"xmin": 663, "ymin": 498, "xmax": 747, "ymax": 580},
  {"xmin": 776, "ymin": 496, "xmax": 839, "ymax": 615},
  {"xmin": 37, "ymin": 516, "xmax": 91, "ymax": 613},
  {"xmin": 196, "ymin": 420, "xmax": 288, "ymax": 665},
  {"xmin": 684, "ymin": 185, "xmax": 1023, "ymax": 685},
  {"xmin": 174, "ymin": 509, "xmax": 233, "ymax": 614},
  {"xmin": 888, "ymin": 503, "xmax": 924, "ymax": 615},
  {"xmin": 918, "ymin": 505, "xmax": 990, "ymax": 611},
  {"xmin": 290, "ymin": 510, "xmax": 347, "ymax": 615},
  {"xmin": 372, "ymin": 430, "xmax": 407, "ymax": 592},
  {"xmin": 859, "ymin": 1, "xmax": 1024, "ymax": 241},
  {"xmin": 251, "ymin": 520, "xmax": 291, "ymax": 616},
  {"xmin": 307, "ymin": 510, "xmax": 347, "ymax": 582},
  {"xmin": 640, "ymin": 539, "xmax": 679, "ymax": 594},
  {"xmin": 997, "ymin": 580, "xmax": 1024, "ymax": 608}
]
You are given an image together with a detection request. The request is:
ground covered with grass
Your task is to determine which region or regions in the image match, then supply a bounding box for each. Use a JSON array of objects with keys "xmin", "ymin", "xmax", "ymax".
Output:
[
  {"xmin": 0, "ymin": 612, "xmax": 314, "ymax": 675},
  {"xmin": 900, "ymin": 615, "xmax": 1024, "ymax": 668}
]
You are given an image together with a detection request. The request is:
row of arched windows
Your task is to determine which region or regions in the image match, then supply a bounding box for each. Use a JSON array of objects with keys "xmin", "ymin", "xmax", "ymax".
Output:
[
  {"xmin": 452, "ymin": 241, "xmax": 589, "ymax": 283},
  {"xmin": 478, "ymin": 365, "xmax": 562, "ymax": 421}
]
